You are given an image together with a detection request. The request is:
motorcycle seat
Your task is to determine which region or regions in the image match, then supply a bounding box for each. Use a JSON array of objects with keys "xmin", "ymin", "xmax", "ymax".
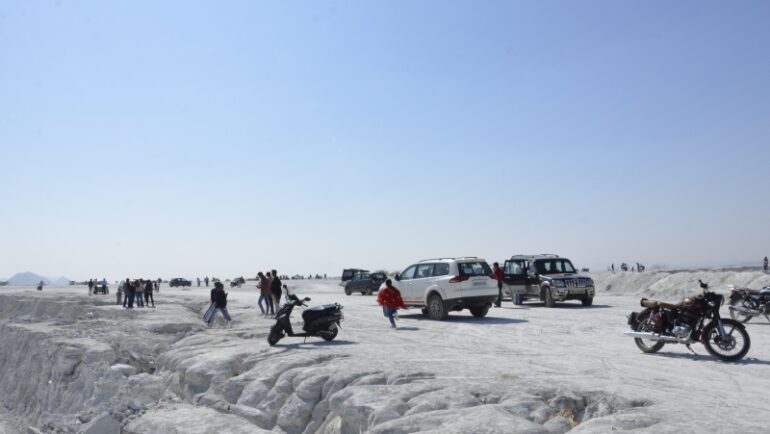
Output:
[{"xmin": 640, "ymin": 298, "xmax": 679, "ymax": 310}]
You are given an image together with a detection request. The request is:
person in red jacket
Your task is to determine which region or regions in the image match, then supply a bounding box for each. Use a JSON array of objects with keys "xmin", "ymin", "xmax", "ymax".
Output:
[
  {"xmin": 377, "ymin": 279, "xmax": 408, "ymax": 328},
  {"xmin": 493, "ymin": 262, "xmax": 505, "ymax": 307}
]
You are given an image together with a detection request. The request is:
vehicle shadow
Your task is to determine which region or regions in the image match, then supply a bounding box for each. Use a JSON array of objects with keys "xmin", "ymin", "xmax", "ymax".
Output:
[
  {"xmin": 650, "ymin": 352, "xmax": 770, "ymax": 366},
  {"xmin": 277, "ymin": 339, "xmax": 357, "ymax": 349},
  {"xmin": 526, "ymin": 303, "xmax": 612, "ymax": 309},
  {"xmin": 398, "ymin": 314, "xmax": 527, "ymax": 325}
]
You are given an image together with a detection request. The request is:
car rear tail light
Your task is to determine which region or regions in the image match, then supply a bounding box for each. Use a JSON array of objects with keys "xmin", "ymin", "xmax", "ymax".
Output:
[{"xmin": 449, "ymin": 275, "xmax": 469, "ymax": 283}]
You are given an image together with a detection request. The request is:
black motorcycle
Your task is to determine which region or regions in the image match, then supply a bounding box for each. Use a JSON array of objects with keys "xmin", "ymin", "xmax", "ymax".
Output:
[
  {"xmin": 267, "ymin": 291, "xmax": 344, "ymax": 346},
  {"xmin": 625, "ymin": 280, "xmax": 751, "ymax": 361},
  {"xmin": 728, "ymin": 285, "xmax": 770, "ymax": 323}
]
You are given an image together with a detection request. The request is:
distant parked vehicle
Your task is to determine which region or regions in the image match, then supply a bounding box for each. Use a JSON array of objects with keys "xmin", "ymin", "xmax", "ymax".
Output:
[
  {"xmin": 503, "ymin": 254, "xmax": 595, "ymax": 307},
  {"xmin": 394, "ymin": 257, "xmax": 498, "ymax": 320},
  {"xmin": 169, "ymin": 278, "xmax": 192, "ymax": 288},
  {"xmin": 344, "ymin": 271, "xmax": 387, "ymax": 296},
  {"xmin": 341, "ymin": 268, "xmax": 368, "ymax": 283},
  {"xmin": 230, "ymin": 277, "xmax": 246, "ymax": 288}
]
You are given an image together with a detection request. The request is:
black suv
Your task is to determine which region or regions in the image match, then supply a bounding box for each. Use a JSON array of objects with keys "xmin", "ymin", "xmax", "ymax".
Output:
[
  {"xmin": 503, "ymin": 255, "xmax": 594, "ymax": 307},
  {"xmin": 344, "ymin": 271, "xmax": 387, "ymax": 296},
  {"xmin": 230, "ymin": 277, "xmax": 246, "ymax": 288},
  {"xmin": 169, "ymin": 278, "xmax": 192, "ymax": 288},
  {"xmin": 341, "ymin": 268, "xmax": 368, "ymax": 283}
]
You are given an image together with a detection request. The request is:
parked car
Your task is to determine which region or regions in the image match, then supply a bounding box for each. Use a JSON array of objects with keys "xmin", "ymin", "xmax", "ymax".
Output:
[
  {"xmin": 230, "ymin": 276, "xmax": 246, "ymax": 288},
  {"xmin": 341, "ymin": 268, "xmax": 368, "ymax": 283},
  {"xmin": 393, "ymin": 257, "xmax": 498, "ymax": 320},
  {"xmin": 503, "ymin": 254, "xmax": 595, "ymax": 307},
  {"xmin": 169, "ymin": 278, "xmax": 192, "ymax": 288},
  {"xmin": 344, "ymin": 271, "xmax": 387, "ymax": 296}
]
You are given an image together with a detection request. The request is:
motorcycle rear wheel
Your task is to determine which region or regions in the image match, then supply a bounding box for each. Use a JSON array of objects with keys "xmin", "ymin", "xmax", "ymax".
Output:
[
  {"xmin": 633, "ymin": 310, "xmax": 665, "ymax": 354},
  {"xmin": 268, "ymin": 324, "xmax": 284, "ymax": 346},
  {"xmin": 728, "ymin": 297, "xmax": 754, "ymax": 323},
  {"xmin": 702, "ymin": 319, "xmax": 750, "ymax": 362}
]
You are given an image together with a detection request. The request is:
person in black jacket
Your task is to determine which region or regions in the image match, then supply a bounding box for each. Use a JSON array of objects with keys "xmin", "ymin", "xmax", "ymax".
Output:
[
  {"xmin": 144, "ymin": 279, "xmax": 155, "ymax": 307},
  {"xmin": 206, "ymin": 282, "xmax": 232, "ymax": 327},
  {"xmin": 270, "ymin": 269, "xmax": 282, "ymax": 309}
]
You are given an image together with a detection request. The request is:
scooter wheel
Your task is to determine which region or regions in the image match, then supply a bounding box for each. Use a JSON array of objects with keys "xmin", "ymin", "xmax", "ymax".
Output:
[
  {"xmin": 321, "ymin": 324, "xmax": 339, "ymax": 341},
  {"xmin": 268, "ymin": 325, "xmax": 284, "ymax": 346}
]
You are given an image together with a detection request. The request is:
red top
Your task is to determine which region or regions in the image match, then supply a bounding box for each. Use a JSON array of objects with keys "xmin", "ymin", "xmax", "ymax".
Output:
[
  {"xmin": 377, "ymin": 286, "xmax": 408, "ymax": 310},
  {"xmin": 494, "ymin": 268, "xmax": 504, "ymax": 282}
]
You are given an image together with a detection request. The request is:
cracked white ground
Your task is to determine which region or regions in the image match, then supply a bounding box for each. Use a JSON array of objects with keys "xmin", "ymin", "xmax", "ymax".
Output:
[{"xmin": 1, "ymin": 271, "xmax": 768, "ymax": 433}]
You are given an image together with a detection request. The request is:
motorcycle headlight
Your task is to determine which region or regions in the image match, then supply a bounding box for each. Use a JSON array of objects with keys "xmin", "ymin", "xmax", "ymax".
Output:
[{"xmin": 553, "ymin": 280, "xmax": 565, "ymax": 288}]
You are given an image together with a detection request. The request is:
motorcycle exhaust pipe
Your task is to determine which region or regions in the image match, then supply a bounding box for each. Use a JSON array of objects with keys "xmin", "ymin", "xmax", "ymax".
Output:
[
  {"xmin": 729, "ymin": 305, "xmax": 762, "ymax": 316},
  {"xmin": 623, "ymin": 331, "xmax": 681, "ymax": 343}
]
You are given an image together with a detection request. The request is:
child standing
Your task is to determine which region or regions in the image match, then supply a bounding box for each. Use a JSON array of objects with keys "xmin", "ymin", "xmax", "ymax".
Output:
[{"xmin": 376, "ymin": 279, "xmax": 408, "ymax": 328}]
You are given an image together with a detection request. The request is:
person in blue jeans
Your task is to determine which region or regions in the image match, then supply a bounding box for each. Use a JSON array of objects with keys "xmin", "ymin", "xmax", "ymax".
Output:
[{"xmin": 207, "ymin": 282, "xmax": 232, "ymax": 327}]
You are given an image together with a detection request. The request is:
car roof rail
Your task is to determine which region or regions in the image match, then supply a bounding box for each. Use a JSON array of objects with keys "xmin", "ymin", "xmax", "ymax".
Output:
[
  {"xmin": 538, "ymin": 254, "xmax": 560, "ymax": 258},
  {"xmin": 418, "ymin": 258, "xmax": 456, "ymax": 262}
]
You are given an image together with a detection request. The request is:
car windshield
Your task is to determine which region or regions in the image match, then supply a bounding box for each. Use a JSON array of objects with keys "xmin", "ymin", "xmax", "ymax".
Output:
[
  {"xmin": 534, "ymin": 259, "xmax": 576, "ymax": 274},
  {"xmin": 356, "ymin": 272, "xmax": 370, "ymax": 280},
  {"xmin": 458, "ymin": 261, "xmax": 492, "ymax": 277}
]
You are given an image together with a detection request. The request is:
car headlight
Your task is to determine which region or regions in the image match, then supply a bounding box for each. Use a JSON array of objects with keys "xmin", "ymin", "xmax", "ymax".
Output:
[
  {"xmin": 553, "ymin": 280, "xmax": 565, "ymax": 288},
  {"xmin": 586, "ymin": 278, "xmax": 594, "ymax": 287}
]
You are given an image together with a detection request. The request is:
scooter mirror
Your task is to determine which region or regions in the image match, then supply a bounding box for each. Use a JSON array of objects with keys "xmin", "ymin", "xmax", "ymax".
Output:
[{"xmin": 304, "ymin": 297, "xmax": 311, "ymax": 302}]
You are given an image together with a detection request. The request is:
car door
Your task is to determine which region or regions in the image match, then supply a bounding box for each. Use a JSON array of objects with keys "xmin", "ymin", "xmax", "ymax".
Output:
[
  {"xmin": 396, "ymin": 265, "xmax": 418, "ymax": 303},
  {"xmin": 413, "ymin": 263, "xmax": 435, "ymax": 303},
  {"xmin": 503, "ymin": 260, "xmax": 527, "ymax": 299}
]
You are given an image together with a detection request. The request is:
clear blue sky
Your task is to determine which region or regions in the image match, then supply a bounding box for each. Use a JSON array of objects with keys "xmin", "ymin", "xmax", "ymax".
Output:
[{"xmin": 2, "ymin": 1, "xmax": 769, "ymax": 281}]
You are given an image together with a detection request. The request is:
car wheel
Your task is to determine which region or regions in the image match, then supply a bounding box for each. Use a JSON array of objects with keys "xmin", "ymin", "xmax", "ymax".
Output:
[
  {"xmin": 469, "ymin": 306, "xmax": 489, "ymax": 318},
  {"xmin": 344, "ymin": 287, "xmax": 351, "ymax": 296},
  {"xmin": 428, "ymin": 294, "xmax": 448, "ymax": 320},
  {"xmin": 365, "ymin": 288, "xmax": 373, "ymax": 296},
  {"xmin": 544, "ymin": 287, "xmax": 555, "ymax": 308},
  {"xmin": 581, "ymin": 296, "xmax": 593, "ymax": 306},
  {"xmin": 421, "ymin": 307, "xmax": 429, "ymax": 316}
]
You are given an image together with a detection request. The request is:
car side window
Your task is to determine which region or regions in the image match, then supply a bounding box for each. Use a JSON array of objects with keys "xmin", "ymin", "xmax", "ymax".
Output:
[
  {"xmin": 433, "ymin": 263, "xmax": 449, "ymax": 276},
  {"xmin": 505, "ymin": 261, "xmax": 525, "ymax": 275},
  {"xmin": 400, "ymin": 266, "xmax": 416, "ymax": 280},
  {"xmin": 415, "ymin": 264, "xmax": 434, "ymax": 279}
]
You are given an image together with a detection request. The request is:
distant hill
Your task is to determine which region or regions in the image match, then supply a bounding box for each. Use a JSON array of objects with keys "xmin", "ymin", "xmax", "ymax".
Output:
[
  {"xmin": 7, "ymin": 272, "xmax": 50, "ymax": 286},
  {"xmin": 5, "ymin": 272, "xmax": 70, "ymax": 286}
]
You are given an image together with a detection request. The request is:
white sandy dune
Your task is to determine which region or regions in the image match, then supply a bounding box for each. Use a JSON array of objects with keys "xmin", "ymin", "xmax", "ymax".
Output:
[{"xmin": 1, "ymin": 272, "xmax": 769, "ymax": 433}]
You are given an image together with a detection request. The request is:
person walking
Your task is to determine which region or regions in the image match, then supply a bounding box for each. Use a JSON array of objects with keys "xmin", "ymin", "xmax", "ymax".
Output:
[
  {"xmin": 257, "ymin": 272, "xmax": 273, "ymax": 316},
  {"xmin": 206, "ymin": 282, "xmax": 232, "ymax": 327},
  {"xmin": 197, "ymin": 277, "xmax": 201, "ymax": 287},
  {"xmin": 376, "ymin": 279, "xmax": 408, "ymax": 328},
  {"xmin": 144, "ymin": 279, "xmax": 155, "ymax": 307},
  {"xmin": 88, "ymin": 279, "xmax": 94, "ymax": 295},
  {"xmin": 204, "ymin": 276, "xmax": 209, "ymax": 286},
  {"xmin": 493, "ymin": 262, "xmax": 505, "ymax": 307},
  {"xmin": 100, "ymin": 278, "xmax": 108, "ymax": 295},
  {"xmin": 270, "ymin": 270, "xmax": 282, "ymax": 311}
]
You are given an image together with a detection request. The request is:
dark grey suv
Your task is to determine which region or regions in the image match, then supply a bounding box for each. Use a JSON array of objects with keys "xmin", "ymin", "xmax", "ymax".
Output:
[
  {"xmin": 344, "ymin": 271, "xmax": 387, "ymax": 296},
  {"xmin": 503, "ymin": 255, "xmax": 594, "ymax": 307}
]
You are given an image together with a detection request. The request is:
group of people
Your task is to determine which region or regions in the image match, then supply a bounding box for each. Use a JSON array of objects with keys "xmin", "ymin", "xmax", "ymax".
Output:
[
  {"xmin": 88, "ymin": 278, "xmax": 109, "ymax": 295},
  {"xmin": 611, "ymin": 262, "xmax": 645, "ymax": 273},
  {"xmin": 256, "ymin": 270, "xmax": 283, "ymax": 316},
  {"xmin": 117, "ymin": 279, "xmax": 157, "ymax": 308}
]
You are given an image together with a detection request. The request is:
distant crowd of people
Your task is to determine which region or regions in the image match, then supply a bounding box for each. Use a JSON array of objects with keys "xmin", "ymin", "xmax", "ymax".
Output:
[
  {"xmin": 87, "ymin": 278, "xmax": 110, "ymax": 295},
  {"xmin": 117, "ymin": 279, "xmax": 159, "ymax": 308},
  {"xmin": 610, "ymin": 262, "xmax": 646, "ymax": 273}
]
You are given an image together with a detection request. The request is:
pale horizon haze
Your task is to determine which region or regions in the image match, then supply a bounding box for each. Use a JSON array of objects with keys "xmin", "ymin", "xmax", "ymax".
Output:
[{"xmin": 2, "ymin": 1, "xmax": 770, "ymax": 281}]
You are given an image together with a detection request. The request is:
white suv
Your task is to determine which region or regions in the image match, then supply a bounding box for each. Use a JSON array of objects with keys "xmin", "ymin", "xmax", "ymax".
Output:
[{"xmin": 392, "ymin": 257, "xmax": 499, "ymax": 320}]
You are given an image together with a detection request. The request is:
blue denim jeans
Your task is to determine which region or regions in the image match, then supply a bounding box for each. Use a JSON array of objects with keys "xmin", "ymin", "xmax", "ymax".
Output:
[
  {"xmin": 258, "ymin": 294, "xmax": 271, "ymax": 314},
  {"xmin": 383, "ymin": 307, "xmax": 396, "ymax": 327},
  {"xmin": 207, "ymin": 307, "xmax": 232, "ymax": 324}
]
